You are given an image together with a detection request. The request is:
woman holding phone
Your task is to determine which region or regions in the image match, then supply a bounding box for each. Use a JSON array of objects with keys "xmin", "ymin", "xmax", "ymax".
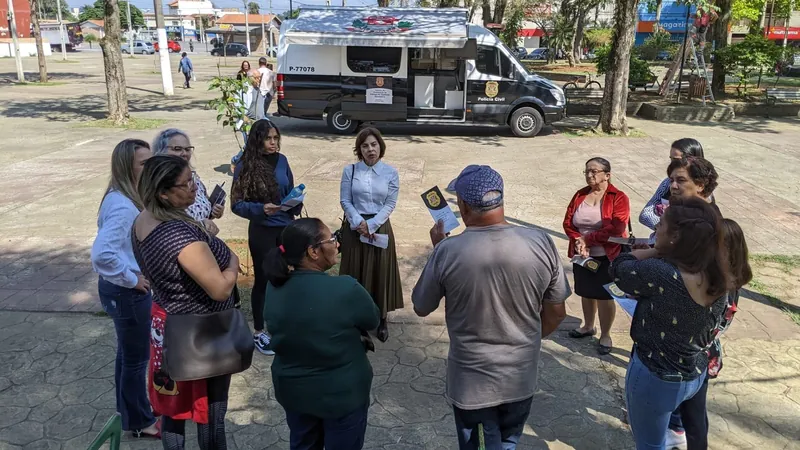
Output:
[{"xmin": 152, "ymin": 129, "xmax": 225, "ymax": 236}]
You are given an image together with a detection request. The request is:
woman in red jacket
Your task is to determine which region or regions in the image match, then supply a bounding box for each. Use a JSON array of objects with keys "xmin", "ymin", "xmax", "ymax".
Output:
[{"xmin": 563, "ymin": 157, "xmax": 630, "ymax": 355}]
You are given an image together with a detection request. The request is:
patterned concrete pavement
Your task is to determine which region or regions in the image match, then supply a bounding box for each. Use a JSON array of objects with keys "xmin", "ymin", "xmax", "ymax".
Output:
[{"xmin": 1, "ymin": 53, "xmax": 800, "ymax": 449}]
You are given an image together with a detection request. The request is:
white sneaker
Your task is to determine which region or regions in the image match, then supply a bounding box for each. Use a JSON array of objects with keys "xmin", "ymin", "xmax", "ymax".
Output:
[
  {"xmin": 254, "ymin": 332, "xmax": 275, "ymax": 355},
  {"xmin": 665, "ymin": 429, "xmax": 687, "ymax": 450}
]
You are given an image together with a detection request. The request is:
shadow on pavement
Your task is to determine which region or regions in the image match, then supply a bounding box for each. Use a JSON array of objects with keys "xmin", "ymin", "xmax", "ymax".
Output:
[
  {"xmin": 739, "ymin": 287, "xmax": 800, "ymax": 316},
  {"xmin": 0, "ymin": 71, "xmax": 98, "ymax": 86},
  {"xmin": 0, "ymin": 93, "xmax": 211, "ymax": 122}
]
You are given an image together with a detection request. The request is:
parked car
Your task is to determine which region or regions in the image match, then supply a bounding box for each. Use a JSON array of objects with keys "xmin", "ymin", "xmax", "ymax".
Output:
[
  {"xmin": 656, "ymin": 50, "xmax": 672, "ymax": 61},
  {"xmin": 582, "ymin": 51, "xmax": 596, "ymax": 60},
  {"xmin": 211, "ymin": 43, "xmax": 249, "ymax": 57},
  {"xmin": 153, "ymin": 40, "xmax": 181, "ymax": 53},
  {"xmin": 513, "ymin": 47, "xmax": 528, "ymax": 59},
  {"xmin": 267, "ymin": 46, "xmax": 278, "ymax": 57},
  {"xmin": 522, "ymin": 48, "xmax": 549, "ymax": 60},
  {"xmin": 121, "ymin": 41, "xmax": 155, "ymax": 55}
]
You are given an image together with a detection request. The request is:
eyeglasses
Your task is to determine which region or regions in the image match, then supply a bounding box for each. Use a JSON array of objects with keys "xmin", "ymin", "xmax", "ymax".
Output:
[
  {"xmin": 167, "ymin": 146, "xmax": 195, "ymax": 154},
  {"xmin": 583, "ymin": 169, "xmax": 608, "ymax": 176},
  {"xmin": 313, "ymin": 230, "xmax": 341, "ymax": 248},
  {"xmin": 172, "ymin": 177, "xmax": 196, "ymax": 190}
]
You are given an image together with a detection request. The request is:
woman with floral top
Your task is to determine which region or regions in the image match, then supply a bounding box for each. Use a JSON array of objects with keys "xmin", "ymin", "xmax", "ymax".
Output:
[
  {"xmin": 152, "ymin": 129, "xmax": 225, "ymax": 236},
  {"xmin": 612, "ymin": 196, "xmax": 730, "ymax": 450}
]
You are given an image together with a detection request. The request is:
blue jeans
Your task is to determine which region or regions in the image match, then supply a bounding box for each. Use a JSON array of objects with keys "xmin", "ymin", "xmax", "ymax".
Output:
[
  {"xmin": 284, "ymin": 404, "xmax": 369, "ymax": 450},
  {"xmin": 626, "ymin": 350, "xmax": 706, "ymax": 450},
  {"xmin": 453, "ymin": 396, "xmax": 533, "ymax": 450},
  {"xmin": 98, "ymin": 277, "xmax": 155, "ymax": 431}
]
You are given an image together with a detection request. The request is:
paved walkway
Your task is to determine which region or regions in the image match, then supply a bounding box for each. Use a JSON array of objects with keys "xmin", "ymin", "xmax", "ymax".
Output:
[{"xmin": 0, "ymin": 53, "xmax": 799, "ymax": 449}]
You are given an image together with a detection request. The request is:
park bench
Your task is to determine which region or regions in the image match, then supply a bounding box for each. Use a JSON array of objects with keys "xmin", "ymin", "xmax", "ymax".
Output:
[
  {"xmin": 629, "ymin": 74, "xmax": 660, "ymax": 92},
  {"xmin": 765, "ymin": 88, "xmax": 800, "ymax": 105},
  {"xmin": 564, "ymin": 88, "xmax": 605, "ymax": 112}
]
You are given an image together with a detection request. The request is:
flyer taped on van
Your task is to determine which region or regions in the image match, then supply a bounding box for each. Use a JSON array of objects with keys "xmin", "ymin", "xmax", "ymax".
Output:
[
  {"xmin": 421, "ymin": 186, "xmax": 459, "ymax": 234},
  {"xmin": 603, "ymin": 282, "xmax": 638, "ymax": 317}
]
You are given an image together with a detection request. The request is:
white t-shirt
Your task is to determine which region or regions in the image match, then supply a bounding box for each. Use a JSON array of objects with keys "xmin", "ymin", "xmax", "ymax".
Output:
[{"xmin": 258, "ymin": 67, "xmax": 274, "ymax": 96}]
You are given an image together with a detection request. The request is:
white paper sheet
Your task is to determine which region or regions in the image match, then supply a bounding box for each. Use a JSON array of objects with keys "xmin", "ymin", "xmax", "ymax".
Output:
[{"xmin": 360, "ymin": 233, "xmax": 389, "ymax": 249}]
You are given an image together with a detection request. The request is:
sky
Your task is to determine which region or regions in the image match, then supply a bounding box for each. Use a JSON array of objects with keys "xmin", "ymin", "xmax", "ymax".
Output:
[{"xmin": 65, "ymin": 0, "xmax": 381, "ymax": 14}]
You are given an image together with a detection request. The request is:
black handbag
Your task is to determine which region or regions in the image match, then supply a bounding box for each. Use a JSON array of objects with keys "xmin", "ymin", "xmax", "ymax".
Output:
[{"xmin": 163, "ymin": 304, "xmax": 255, "ymax": 382}]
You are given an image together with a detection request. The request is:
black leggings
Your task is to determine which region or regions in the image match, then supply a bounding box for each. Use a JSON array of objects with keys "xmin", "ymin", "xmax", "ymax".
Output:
[
  {"xmin": 161, "ymin": 374, "xmax": 232, "ymax": 450},
  {"xmin": 248, "ymin": 222, "xmax": 284, "ymax": 332}
]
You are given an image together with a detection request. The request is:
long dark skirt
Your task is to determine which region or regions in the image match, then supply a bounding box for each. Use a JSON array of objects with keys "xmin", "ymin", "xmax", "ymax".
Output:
[{"xmin": 340, "ymin": 217, "xmax": 404, "ymax": 318}]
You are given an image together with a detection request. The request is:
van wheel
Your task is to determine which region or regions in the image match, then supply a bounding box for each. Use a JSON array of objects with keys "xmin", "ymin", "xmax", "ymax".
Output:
[
  {"xmin": 327, "ymin": 108, "xmax": 359, "ymax": 134},
  {"xmin": 509, "ymin": 107, "xmax": 544, "ymax": 137}
]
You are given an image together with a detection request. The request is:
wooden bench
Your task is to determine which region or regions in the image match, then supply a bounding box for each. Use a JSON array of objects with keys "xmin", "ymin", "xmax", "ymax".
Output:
[
  {"xmin": 765, "ymin": 88, "xmax": 800, "ymax": 105},
  {"xmin": 564, "ymin": 88, "xmax": 604, "ymax": 116}
]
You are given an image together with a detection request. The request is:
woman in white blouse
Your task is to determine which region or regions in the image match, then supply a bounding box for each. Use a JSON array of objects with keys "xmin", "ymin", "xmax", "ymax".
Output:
[
  {"xmin": 91, "ymin": 139, "xmax": 160, "ymax": 438},
  {"xmin": 152, "ymin": 129, "xmax": 224, "ymax": 235},
  {"xmin": 340, "ymin": 127, "xmax": 403, "ymax": 342}
]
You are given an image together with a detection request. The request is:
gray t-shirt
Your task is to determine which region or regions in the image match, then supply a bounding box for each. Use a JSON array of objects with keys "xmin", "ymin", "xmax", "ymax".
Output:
[{"xmin": 412, "ymin": 223, "xmax": 571, "ymax": 410}]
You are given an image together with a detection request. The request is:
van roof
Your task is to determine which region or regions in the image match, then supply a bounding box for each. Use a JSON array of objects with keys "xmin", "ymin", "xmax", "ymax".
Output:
[{"xmin": 283, "ymin": 7, "xmax": 469, "ymax": 48}]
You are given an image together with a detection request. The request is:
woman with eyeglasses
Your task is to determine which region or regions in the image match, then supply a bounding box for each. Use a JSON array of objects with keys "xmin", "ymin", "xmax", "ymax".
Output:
[
  {"xmin": 152, "ymin": 129, "xmax": 224, "ymax": 236},
  {"xmin": 563, "ymin": 157, "xmax": 630, "ymax": 355},
  {"xmin": 231, "ymin": 119, "xmax": 303, "ymax": 355},
  {"xmin": 339, "ymin": 127, "xmax": 403, "ymax": 343},
  {"xmin": 264, "ymin": 218, "xmax": 379, "ymax": 449},
  {"xmin": 132, "ymin": 155, "xmax": 239, "ymax": 450},
  {"xmin": 639, "ymin": 138, "xmax": 705, "ymax": 232}
]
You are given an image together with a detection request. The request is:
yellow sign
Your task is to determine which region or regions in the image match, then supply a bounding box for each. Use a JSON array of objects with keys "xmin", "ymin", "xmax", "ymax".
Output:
[
  {"xmin": 425, "ymin": 191, "xmax": 441, "ymax": 208},
  {"xmin": 485, "ymin": 81, "xmax": 499, "ymax": 98},
  {"xmin": 219, "ymin": 24, "xmax": 233, "ymax": 31},
  {"xmin": 375, "ymin": 77, "xmax": 384, "ymax": 87}
]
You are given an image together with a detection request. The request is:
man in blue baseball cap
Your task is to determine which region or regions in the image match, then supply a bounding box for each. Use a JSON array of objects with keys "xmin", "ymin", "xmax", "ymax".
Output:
[{"xmin": 412, "ymin": 164, "xmax": 570, "ymax": 449}]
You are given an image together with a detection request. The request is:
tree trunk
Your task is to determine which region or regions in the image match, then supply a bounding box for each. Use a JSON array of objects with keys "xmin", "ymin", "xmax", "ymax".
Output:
[
  {"xmin": 655, "ymin": 0, "xmax": 663, "ymax": 25},
  {"xmin": 29, "ymin": 0, "xmax": 48, "ymax": 83},
  {"xmin": 571, "ymin": 11, "xmax": 586, "ymax": 66},
  {"xmin": 758, "ymin": 0, "xmax": 768, "ymax": 29},
  {"xmin": 481, "ymin": 0, "xmax": 492, "ymax": 25},
  {"xmin": 712, "ymin": 0, "xmax": 732, "ymax": 98},
  {"xmin": 598, "ymin": 0, "xmax": 638, "ymax": 134},
  {"xmin": 100, "ymin": 0, "xmax": 129, "ymax": 124},
  {"xmin": 491, "ymin": 0, "xmax": 508, "ymax": 24}
]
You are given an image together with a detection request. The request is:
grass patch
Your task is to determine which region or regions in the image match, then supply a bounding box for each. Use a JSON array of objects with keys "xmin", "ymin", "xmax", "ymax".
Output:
[
  {"xmin": 74, "ymin": 117, "xmax": 168, "ymax": 130},
  {"xmin": 52, "ymin": 59, "xmax": 80, "ymax": 64},
  {"xmin": 747, "ymin": 253, "xmax": 800, "ymax": 326},
  {"xmin": 17, "ymin": 81, "xmax": 68, "ymax": 86}
]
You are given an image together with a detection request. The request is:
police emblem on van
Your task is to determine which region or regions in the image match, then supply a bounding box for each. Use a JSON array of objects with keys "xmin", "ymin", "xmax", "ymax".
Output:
[
  {"xmin": 485, "ymin": 81, "xmax": 499, "ymax": 98},
  {"xmin": 346, "ymin": 16, "xmax": 413, "ymax": 33},
  {"xmin": 375, "ymin": 77, "xmax": 385, "ymax": 88}
]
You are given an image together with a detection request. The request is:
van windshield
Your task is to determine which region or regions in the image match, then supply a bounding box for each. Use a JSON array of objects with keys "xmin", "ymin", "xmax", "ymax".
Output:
[{"xmin": 497, "ymin": 41, "xmax": 529, "ymax": 76}]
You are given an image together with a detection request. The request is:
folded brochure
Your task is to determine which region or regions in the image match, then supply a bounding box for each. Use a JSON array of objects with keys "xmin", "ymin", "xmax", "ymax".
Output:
[
  {"xmin": 280, "ymin": 193, "xmax": 305, "ymax": 211},
  {"xmin": 360, "ymin": 233, "xmax": 389, "ymax": 249},
  {"xmin": 421, "ymin": 186, "xmax": 459, "ymax": 234},
  {"xmin": 570, "ymin": 255, "xmax": 600, "ymax": 273},
  {"xmin": 603, "ymin": 282, "xmax": 638, "ymax": 317}
]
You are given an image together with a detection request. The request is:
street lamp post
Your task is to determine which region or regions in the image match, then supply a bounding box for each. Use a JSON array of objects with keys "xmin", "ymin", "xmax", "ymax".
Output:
[{"xmin": 55, "ymin": 0, "xmax": 67, "ymax": 60}]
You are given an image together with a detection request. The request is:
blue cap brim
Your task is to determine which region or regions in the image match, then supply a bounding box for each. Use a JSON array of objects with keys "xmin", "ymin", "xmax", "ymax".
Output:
[{"xmin": 445, "ymin": 178, "xmax": 458, "ymax": 193}]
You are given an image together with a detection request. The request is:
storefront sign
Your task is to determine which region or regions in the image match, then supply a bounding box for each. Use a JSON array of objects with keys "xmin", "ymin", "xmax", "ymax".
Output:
[
  {"xmin": 366, "ymin": 76, "xmax": 392, "ymax": 104},
  {"xmin": 767, "ymin": 27, "xmax": 800, "ymax": 40},
  {"xmin": 218, "ymin": 24, "xmax": 233, "ymax": 31},
  {"xmin": 637, "ymin": 20, "xmax": 690, "ymax": 33},
  {"xmin": 165, "ymin": 26, "xmax": 182, "ymax": 33}
]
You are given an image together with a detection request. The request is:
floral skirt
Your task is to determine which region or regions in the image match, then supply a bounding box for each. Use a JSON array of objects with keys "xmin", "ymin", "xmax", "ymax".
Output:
[{"xmin": 149, "ymin": 302, "xmax": 210, "ymax": 423}]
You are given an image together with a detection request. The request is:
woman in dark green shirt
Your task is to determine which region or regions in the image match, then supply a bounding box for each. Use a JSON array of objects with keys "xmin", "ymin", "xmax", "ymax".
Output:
[{"xmin": 264, "ymin": 218, "xmax": 380, "ymax": 449}]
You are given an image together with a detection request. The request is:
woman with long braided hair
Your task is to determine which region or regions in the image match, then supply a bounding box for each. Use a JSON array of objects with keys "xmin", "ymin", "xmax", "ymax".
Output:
[{"xmin": 231, "ymin": 119, "xmax": 303, "ymax": 355}]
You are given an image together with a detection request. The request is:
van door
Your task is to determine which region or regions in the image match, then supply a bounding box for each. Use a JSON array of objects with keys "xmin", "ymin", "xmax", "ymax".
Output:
[
  {"xmin": 466, "ymin": 44, "xmax": 519, "ymax": 124},
  {"xmin": 340, "ymin": 46, "xmax": 408, "ymax": 122}
]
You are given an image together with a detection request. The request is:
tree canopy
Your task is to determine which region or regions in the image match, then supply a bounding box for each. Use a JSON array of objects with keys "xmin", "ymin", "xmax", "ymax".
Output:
[
  {"xmin": 79, "ymin": 0, "xmax": 144, "ymax": 29},
  {"xmin": 247, "ymin": 2, "xmax": 260, "ymax": 14}
]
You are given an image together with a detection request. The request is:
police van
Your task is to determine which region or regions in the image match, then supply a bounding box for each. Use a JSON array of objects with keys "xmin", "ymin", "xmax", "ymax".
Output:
[{"xmin": 274, "ymin": 7, "xmax": 565, "ymax": 137}]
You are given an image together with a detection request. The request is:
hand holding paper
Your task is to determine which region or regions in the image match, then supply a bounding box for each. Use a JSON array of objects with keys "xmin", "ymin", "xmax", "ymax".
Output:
[
  {"xmin": 604, "ymin": 282, "xmax": 638, "ymax": 317},
  {"xmin": 360, "ymin": 233, "xmax": 389, "ymax": 249}
]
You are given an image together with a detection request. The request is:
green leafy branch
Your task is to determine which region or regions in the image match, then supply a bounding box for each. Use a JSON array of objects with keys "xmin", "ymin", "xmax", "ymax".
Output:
[{"xmin": 207, "ymin": 75, "xmax": 252, "ymax": 133}]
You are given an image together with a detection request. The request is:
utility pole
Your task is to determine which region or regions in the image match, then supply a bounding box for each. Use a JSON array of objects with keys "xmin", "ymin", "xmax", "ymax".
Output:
[
  {"xmin": 261, "ymin": 12, "xmax": 265, "ymax": 55},
  {"xmin": 126, "ymin": 1, "xmax": 134, "ymax": 57},
  {"xmin": 783, "ymin": 0, "xmax": 795, "ymax": 48},
  {"xmin": 153, "ymin": 0, "xmax": 174, "ymax": 95},
  {"xmin": 243, "ymin": 0, "xmax": 250, "ymax": 53},
  {"xmin": 6, "ymin": 0, "xmax": 25, "ymax": 82},
  {"xmin": 55, "ymin": 0, "xmax": 67, "ymax": 60}
]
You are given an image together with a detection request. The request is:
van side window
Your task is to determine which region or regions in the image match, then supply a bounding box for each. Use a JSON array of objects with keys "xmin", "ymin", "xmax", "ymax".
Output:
[
  {"xmin": 476, "ymin": 45, "xmax": 500, "ymax": 77},
  {"xmin": 347, "ymin": 46, "xmax": 402, "ymax": 74}
]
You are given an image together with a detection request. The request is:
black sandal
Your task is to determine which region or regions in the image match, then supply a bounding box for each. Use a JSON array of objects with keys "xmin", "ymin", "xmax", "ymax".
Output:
[
  {"xmin": 598, "ymin": 344, "xmax": 613, "ymax": 355},
  {"xmin": 568, "ymin": 328, "xmax": 597, "ymax": 339},
  {"xmin": 376, "ymin": 319, "xmax": 389, "ymax": 343}
]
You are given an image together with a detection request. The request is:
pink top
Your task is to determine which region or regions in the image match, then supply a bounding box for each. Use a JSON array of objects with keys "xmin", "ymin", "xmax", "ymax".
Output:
[{"xmin": 572, "ymin": 200, "xmax": 606, "ymax": 257}]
